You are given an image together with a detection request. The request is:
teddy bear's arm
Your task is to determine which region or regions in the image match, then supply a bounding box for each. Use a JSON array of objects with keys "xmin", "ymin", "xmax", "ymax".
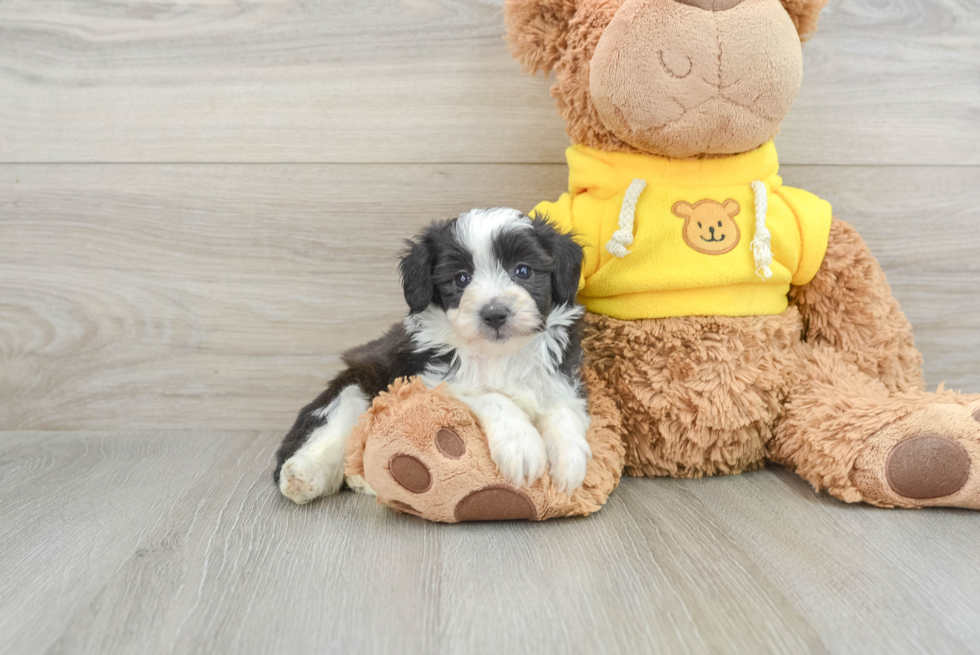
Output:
[{"xmin": 788, "ymin": 219, "xmax": 924, "ymax": 393}]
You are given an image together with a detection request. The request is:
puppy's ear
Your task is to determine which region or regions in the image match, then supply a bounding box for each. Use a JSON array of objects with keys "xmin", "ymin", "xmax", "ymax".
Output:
[
  {"xmin": 780, "ymin": 0, "xmax": 829, "ymax": 40},
  {"xmin": 399, "ymin": 224, "xmax": 441, "ymax": 314},
  {"xmin": 530, "ymin": 213, "xmax": 583, "ymax": 308},
  {"xmin": 504, "ymin": 0, "xmax": 578, "ymax": 74}
]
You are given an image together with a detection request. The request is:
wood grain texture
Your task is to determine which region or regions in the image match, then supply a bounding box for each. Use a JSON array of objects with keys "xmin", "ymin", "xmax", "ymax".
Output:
[
  {"xmin": 3, "ymin": 163, "xmax": 979, "ymax": 431},
  {"xmin": 685, "ymin": 467, "xmax": 980, "ymax": 653},
  {"xmin": 2, "ymin": 1, "xmax": 978, "ymax": 653},
  {"xmin": 0, "ymin": 0, "xmax": 977, "ymax": 165},
  {"xmin": 3, "ymin": 430, "xmax": 980, "ymax": 654},
  {"xmin": 0, "ymin": 162, "xmax": 565, "ymax": 430}
]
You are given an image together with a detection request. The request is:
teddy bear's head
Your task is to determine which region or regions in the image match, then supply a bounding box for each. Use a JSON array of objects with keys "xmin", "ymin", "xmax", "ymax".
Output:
[{"xmin": 505, "ymin": 0, "xmax": 828, "ymax": 158}]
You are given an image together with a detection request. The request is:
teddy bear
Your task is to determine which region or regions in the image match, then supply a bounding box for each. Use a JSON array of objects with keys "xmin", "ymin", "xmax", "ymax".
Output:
[{"xmin": 343, "ymin": 0, "xmax": 980, "ymax": 521}]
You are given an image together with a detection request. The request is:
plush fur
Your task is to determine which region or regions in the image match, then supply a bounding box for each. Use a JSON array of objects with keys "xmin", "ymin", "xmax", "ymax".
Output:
[
  {"xmin": 583, "ymin": 307, "xmax": 799, "ymax": 478},
  {"xmin": 788, "ymin": 220, "xmax": 924, "ymax": 393},
  {"xmin": 780, "ymin": 0, "xmax": 829, "ymax": 39}
]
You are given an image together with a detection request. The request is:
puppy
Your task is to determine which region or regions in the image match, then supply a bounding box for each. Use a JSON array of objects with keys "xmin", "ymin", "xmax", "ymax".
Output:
[{"xmin": 274, "ymin": 207, "xmax": 591, "ymax": 504}]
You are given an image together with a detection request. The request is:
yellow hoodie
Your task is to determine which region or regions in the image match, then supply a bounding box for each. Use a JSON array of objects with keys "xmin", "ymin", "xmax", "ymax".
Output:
[{"xmin": 534, "ymin": 142, "xmax": 833, "ymax": 320}]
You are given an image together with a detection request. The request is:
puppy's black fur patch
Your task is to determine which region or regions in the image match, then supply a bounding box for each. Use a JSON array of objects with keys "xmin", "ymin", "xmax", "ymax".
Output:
[
  {"xmin": 399, "ymin": 220, "xmax": 470, "ymax": 313},
  {"xmin": 492, "ymin": 215, "xmax": 584, "ymax": 317},
  {"xmin": 529, "ymin": 214, "xmax": 584, "ymax": 309},
  {"xmin": 273, "ymin": 323, "xmax": 448, "ymax": 483}
]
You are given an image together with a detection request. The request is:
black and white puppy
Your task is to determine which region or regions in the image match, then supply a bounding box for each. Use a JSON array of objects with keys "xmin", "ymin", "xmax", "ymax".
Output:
[{"xmin": 274, "ymin": 207, "xmax": 591, "ymax": 504}]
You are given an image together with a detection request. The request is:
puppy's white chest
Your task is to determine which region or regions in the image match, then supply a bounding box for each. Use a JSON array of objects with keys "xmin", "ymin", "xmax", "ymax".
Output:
[{"xmin": 448, "ymin": 353, "xmax": 548, "ymax": 418}]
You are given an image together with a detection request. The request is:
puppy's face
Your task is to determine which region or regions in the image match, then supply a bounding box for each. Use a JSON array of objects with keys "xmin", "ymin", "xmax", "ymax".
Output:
[{"xmin": 401, "ymin": 208, "xmax": 582, "ymax": 356}]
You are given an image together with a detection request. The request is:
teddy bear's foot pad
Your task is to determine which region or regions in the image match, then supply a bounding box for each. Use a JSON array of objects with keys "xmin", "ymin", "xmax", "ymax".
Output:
[
  {"xmin": 853, "ymin": 401, "xmax": 980, "ymax": 509},
  {"xmin": 453, "ymin": 486, "xmax": 538, "ymax": 521},
  {"xmin": 885, "ymin": 434, "xmax": 971, "ymax": 500},
  {"xmin": 388, "ymin": 454, "xmax": 432, "ymax": 493},
  {"xmin": 380, "ymin": 424, "xmax": 542, "ymax": 522},
  {"xmin": 435, "ymin": 427, "xmax": 466, "ymax": 459}
]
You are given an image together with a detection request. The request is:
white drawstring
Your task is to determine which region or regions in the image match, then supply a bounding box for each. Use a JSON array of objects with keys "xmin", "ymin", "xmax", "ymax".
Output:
[
  {"xmin": 750, "ymin": 180, "xmax": 773, "ymax": 280},
  {"xmin": 605, "ymin": 178, "xmax": 647, "ymax": 259}
]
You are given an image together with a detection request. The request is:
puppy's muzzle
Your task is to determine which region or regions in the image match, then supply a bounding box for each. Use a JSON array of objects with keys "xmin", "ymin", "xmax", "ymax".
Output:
[{"xmin": 480, "ymin": 304, "xmax": 510, "ymax": 330}]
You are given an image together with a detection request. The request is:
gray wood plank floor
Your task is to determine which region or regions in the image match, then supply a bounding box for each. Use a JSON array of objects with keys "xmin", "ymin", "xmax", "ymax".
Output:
[{"xmin": 3, "ymin": 431, "xmax": 980, "ymax": 655}]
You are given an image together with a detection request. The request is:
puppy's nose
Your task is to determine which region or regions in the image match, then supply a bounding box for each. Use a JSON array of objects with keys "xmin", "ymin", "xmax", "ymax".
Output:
[
  {"xmin": 481, "ymin": 306, "xmax": 509, "ymax": 330},
  {"xmin": 674, "ymin": 0, "xmax": 744, "ymax": 11}
]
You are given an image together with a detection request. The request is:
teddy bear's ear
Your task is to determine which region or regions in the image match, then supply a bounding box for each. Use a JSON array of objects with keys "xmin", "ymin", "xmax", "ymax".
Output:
[
  {"xmin": 780, "ymin": 0, "xmax": 830, "ymax": 40},
  {"xmin": 504, "ymin": 0, "xmax": 579, "ymax": 74},
  {"xmin": 672, "ymin": 201, "xmax": 695, "ymax": 219}
]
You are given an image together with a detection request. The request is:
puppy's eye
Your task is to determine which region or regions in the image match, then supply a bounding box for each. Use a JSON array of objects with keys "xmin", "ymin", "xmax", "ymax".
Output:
[
  {"xmin": 514, "ymin": 264, "xmax": 532, "ymax": 280},
  {"xmin": 718, "ymin": 221, "xmax": 723, "ymax": 227},
  {"xmin": 454, "ymin": 271, "xmax": 471, "ymax": 288},
  {"xmin": 697, "ymin": 222, "xmax": 702, "ymax": 228}
]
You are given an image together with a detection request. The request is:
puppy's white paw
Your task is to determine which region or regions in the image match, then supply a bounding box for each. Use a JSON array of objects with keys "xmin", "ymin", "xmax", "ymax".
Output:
[
  {"xmin": 544, "ymin": 435, "xmax": 591, "ymax": 495},
  {"xmin": 540, "ymin": 408, "xmax": 592, "ymax": 494},
  {"xmin": 487, "ymin": 420, "xmax": 548, "ymax": 488},
  {"xmin": 279, "ymin": 454, "xmax": 340, "ymax": 504}
]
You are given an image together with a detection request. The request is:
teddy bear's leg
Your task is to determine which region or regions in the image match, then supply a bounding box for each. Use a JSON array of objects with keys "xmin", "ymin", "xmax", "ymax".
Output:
[
  {"xmin": 583, "ymin": 310, "xmax": 798, "ymax": 478},
  {"xmin": 779, "ymin": 218, "xmax": 980, "ymax": 508},
  {"xmin": 790, "ymin": 219, "xmax": 924, "ymax": 393},
  {"xmin": 344, "ymin": 376, "xmax": 625, "ymax": 522},
  {"xmin": 772, "ymin": 343, "xmax": 980, "ymax": 509}
]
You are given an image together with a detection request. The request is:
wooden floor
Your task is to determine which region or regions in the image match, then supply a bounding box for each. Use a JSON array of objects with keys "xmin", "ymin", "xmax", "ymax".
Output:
[
  {"xmin": 2, "ymin": 0, "xmax": 980, "ymax": 653},
  {"xmin": 3, "ymin": 431, "xmax": 980, "ymax": 655}
]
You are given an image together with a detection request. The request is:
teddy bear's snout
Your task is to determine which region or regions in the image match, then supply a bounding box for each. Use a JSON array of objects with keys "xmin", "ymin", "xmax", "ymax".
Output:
[
  {"xmin": 674, "ymin": 0, "xmax": 745, "ymax": 11},
  {"xmin": 587, "ymin": 0, "xmax": 804, "ymax": 158}
]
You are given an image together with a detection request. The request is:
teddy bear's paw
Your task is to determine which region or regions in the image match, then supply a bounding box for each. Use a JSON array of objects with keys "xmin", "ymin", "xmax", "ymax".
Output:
[
  {"xmin": 852, "ymin": 401, "xmax": 980, "ymax": 509},
  {"xmin": 363, "ymin": 423, "xmax": 543, "ymax": 523}
]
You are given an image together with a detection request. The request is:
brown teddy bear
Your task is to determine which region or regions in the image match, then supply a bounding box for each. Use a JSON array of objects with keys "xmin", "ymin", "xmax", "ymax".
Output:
[{"xmin": 344, "ymin": 0, "xmax": 980, "ymax": 520}]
